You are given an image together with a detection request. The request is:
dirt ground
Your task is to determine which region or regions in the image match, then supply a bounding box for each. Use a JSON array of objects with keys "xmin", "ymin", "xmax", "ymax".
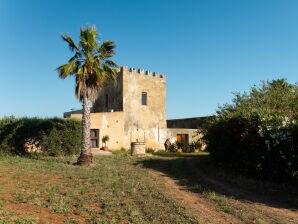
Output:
[{"xmin": 148, "ymin": 167, "xmax": 298, "ymax": 224}]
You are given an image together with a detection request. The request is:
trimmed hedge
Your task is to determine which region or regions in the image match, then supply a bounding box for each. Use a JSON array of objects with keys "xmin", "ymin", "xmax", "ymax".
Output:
[{"xmin": 0, "ymin": 117, "xmax": 82, "ymax": 156}]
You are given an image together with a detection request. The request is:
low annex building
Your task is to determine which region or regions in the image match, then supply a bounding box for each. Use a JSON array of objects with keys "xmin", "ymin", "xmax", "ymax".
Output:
[{"xmin": 64, "ymin": 66, "xmax": 198, "ymax": 150}]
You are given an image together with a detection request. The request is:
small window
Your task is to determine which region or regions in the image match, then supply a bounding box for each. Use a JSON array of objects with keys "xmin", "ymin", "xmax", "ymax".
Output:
[
  {"xmin": 141, "ymin": 92, "xmax": 147, "ymax": 105},
  {"xmin": 90, "ymin": 129, "xmax": 99, "ymax": 148},
  {"xmin": 105, "ymin": 94, "xmax": 109, "ymax": 108}
]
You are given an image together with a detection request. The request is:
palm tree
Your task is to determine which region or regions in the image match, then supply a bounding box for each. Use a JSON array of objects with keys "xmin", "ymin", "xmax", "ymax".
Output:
[{"xmin": 57, "ymin": 26, "xmax": 118, "ymax": 166}]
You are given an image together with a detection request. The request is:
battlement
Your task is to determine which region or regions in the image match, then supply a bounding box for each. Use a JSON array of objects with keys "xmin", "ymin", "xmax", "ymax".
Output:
[{"xmin": 120, "ymin": 66, "xmax": 166, "ymax": 79}]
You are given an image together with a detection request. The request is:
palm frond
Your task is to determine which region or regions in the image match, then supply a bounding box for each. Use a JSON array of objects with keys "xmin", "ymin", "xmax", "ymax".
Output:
[
  {"xmin": 99, "ymin": 40, "xmax": 116, "ymax": 58},
  {"xmin": 104, "ymin": 60, "xmax": 118, "ymax": 68},
  {"xmin": 68, "ymin": 51, "xmax": 82, "ymax": 63},
  {"xmin": 56, "ymin": 60, "xmax": 78, "ymax": 79},
  {"xmin": 61, "ymin": 35, "xmax": 79, "ymax": 52},
  {"xmin": 80, "ymin": 26, "xmax": 99, "ymax": 54},
  {"xmin": 93, "ymin": 66, "xmax": 104, "ymax": 85},
  {"xmin": 102, "ymin": 64, "xmax": 117, "ymax": 82},
  {"xmin": 77, "ymin": 67, "xmax": 84, "ymax": 77},
  {"xmin": 75, "ymin": 76, "xmax": 84, "ymax": 101}
]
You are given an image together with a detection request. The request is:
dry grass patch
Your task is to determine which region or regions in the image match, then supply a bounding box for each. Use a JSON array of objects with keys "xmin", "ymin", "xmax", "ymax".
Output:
[
  {"xmin": 0, "ymin": 153, "xmax": 197, "ymax": 224},
  {"xmin": 141, "ymin": 153, "xmax": 298, "ymax": 224},
  {"xmin": 1, "ymin": 152, "xmax": 297, "ymax": 223}
]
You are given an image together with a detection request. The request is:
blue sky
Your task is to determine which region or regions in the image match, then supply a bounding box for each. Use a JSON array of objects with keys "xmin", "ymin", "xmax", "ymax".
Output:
[{"xmin": 0, "ymin": 0, "xmax": 297, "ymax": 119}]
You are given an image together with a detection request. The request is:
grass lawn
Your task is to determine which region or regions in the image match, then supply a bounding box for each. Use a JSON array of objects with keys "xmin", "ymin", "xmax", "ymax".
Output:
[
  {"xmin": 0, "ymin": 151, "xmax": 297, "ymax": 224},
  {"xmin": 0, "ymin": 152, "xmax": 197, "ymax": 224}
]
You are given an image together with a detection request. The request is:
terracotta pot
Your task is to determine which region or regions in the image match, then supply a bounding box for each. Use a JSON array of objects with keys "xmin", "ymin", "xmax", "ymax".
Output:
[
  {"xmin": 177, "ymin": 148, "xmax": 182, "ymax": 153},
  {"xmin": 103, "ymin": 146, "xmax": 109, "ymax": 151},
  {"xmin": 194, "ymin": 149, "xmax": 200, "ymax": 153}
]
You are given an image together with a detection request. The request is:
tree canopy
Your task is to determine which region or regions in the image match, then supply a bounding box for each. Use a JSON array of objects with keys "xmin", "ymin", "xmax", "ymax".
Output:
[
  {"xmin": 57, "ymin": 26, "xmax": 118, "ymax": 103},
  {"xmin": 203, "ymin": 79, "xmax": 297, "ymax": 181}
]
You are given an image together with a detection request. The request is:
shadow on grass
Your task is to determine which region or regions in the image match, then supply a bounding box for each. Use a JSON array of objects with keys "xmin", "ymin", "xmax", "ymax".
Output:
[
  {"xmin": 138, "ymin": 153, "xmax": 298, "ymax": 210},
  {"xmin": 152, "ymin": 151, "xmax": 210, "ymax": 157}
]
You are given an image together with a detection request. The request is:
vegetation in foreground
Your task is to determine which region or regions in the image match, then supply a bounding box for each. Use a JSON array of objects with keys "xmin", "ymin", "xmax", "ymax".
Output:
[
  {"xmin": 0, "ymin": 117, "xmax": 81, "ymax": 156},
  {"xmin": 0, "ymin": 152, "xmax": 297, "ymax": 224},
  {"xmin": 0, "ymin": 152, "xmax": 197, "ymax": 224},
  {"xmin": 203, "ymin": 79, "xmax": 297, "ymax": 182}
]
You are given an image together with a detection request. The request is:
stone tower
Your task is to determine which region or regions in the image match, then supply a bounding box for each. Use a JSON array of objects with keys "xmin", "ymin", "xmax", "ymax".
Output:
[
  {"xmin": 65, "ymin": 65, "xmax": 198, "ymax": 150},
  {"xmin": 93, "ymin": 66, "xmax": 166, "ymax": 147}
]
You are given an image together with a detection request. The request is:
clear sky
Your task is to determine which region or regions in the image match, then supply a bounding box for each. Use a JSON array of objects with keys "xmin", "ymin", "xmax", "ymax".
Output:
[{"xmin": 0, "ymin": 0, "xmax": 297, "ymax": 119}]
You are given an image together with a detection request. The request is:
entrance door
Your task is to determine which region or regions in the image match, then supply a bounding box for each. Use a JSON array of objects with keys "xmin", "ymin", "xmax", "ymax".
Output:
[{"xmin": 176, "ymin": 134, "xmax": 189, "ymax": 144}]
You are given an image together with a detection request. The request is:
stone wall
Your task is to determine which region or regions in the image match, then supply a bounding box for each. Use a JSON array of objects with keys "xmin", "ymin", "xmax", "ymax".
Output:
[
  {"xmin": 167, "ymin": 116, "xmax": 213, "ymax": 129},
  {"xmin": 164, "ymin": 128, "xmax": 198, "ymax": 144},
  {"xmin": 69, "ymin": 112, "xmax": 125, "ymax": 150},
  {"xmin": 92, "ymin": 72, "xmax": 123, "ymax": 112},
  {"xmin": 122, "ymin": 66, "xmax": 167, "ymax": 148}
]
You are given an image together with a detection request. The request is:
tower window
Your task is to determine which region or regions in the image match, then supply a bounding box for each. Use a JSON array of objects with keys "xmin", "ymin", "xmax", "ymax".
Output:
[
  {"xmin": 105, "ymin": 94, "xmax": 109, "ymax": 108},
  {"xmin": 141, "ymin": 92, "xmax": 147, "ymax": 105}
]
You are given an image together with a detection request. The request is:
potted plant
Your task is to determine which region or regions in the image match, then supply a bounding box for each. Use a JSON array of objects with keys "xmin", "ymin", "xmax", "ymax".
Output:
[
  {"xmin": 193, "ymin": 140, "xmax": 202, "ymax": 153},
  {"xmin": 102, "ymin": 135, "xmax": 110, "ymax": 151},
  {"xmin": 176, "ymin": 141, "xmax": 184, "ymax": 153},
  {"xmin": 169, "ymin": 142, "xmax": 177, "ymax": 152}
]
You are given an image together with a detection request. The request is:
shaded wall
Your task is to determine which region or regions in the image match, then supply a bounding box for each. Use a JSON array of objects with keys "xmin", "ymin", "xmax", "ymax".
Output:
[
  {"xmin": 92, "ymin": 72, "xmax": 123, "ymax": 112},
  {"xmin": 167, "ymin": 116, "xmax": 212, "ymax": 129},
  {"xmin": 164, "ymin": 128, "xmax": 198, "ymax": 144}
]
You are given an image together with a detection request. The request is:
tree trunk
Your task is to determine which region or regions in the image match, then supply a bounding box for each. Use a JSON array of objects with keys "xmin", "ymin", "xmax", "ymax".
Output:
[{"xmin": 77, "ymin": 93, "xmax": 93, "ymax": 166}]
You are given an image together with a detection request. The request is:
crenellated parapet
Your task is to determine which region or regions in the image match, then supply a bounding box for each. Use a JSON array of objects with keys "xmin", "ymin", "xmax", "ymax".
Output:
[{"xmin": 120, "ymin": 65, "xmax": 166, "ymax": 79}]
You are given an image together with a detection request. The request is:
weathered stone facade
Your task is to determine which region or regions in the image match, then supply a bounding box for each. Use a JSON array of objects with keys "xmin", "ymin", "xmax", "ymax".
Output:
[
  {"xmin": 65, "ymin": 66, "xmax": 198, "ymax": 150},
  {"xmin": 121, "ymin": 66, "xmax": 166, "ymax": 148},
  {"xmin": 92, "ymin": 71, "xmax": 123, "ymax": 112}
]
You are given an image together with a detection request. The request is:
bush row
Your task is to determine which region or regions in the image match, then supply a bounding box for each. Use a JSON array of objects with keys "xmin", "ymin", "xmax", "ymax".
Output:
[
  {"xmin": 202, "ymin": 79, "xmax": 298, "ymax": 182},
  {"xmin": 0, "ymin": 117, "xmax": 82, "ymax": 156},
  {"xmin": 204, "ymin": 116, "xmax": 297, "ymax": 181}
]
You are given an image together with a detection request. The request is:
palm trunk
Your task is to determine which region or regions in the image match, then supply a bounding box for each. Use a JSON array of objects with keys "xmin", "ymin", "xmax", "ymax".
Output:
[{"xmin": 77, "ymin": 93, "xmax": 93, "ymax": 166}]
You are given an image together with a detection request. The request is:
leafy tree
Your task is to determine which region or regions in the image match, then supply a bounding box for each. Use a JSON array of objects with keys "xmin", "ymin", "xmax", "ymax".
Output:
[
  {"xmin": 219, "ymin": 79, "xmax": 297, "ymax": 121},
  {"xmin": 203, "ymin": 79, "xmax": 297, "ymax": 181},
  {"xmin": 57, "ymin": 26, "xmax": 118, "ymax": 165}
]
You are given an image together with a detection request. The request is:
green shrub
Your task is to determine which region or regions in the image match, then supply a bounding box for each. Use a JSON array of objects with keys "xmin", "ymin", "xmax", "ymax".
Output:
[
  {"xmin": 0, "ymin": 117, "xmax": 24, "ymax": 152},
  {"xmin": 0, "ymin": 117, "xmax": 82, "ymax": 156},
  {"xmin": 40, "ymin": 119, "xmax": 82, "ymax": 156},
  {"xmin": 145, "ymin": 148, "xmax": 155, "ymax": 153},
  {"xmin": 203, "ymin": 79, "xmax": 298, "ymax": 182}
]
